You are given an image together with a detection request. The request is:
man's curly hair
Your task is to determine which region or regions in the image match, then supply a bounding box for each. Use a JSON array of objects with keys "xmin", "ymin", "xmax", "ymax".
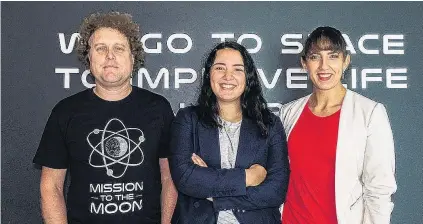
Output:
[{"xmin": 76, "ymin": 12, "xmax": 144, "ymax": 73}]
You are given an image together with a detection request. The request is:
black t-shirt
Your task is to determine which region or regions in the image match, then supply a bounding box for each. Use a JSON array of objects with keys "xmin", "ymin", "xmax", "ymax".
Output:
[{"xmin": 33, "ymin": 87, "xmax": 174, "ymax": 224}]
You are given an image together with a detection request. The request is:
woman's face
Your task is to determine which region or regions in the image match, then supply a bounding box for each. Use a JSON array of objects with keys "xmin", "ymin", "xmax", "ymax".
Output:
[
  {"xmin": 210, "ymin": 48, "xmax": 246, "ymax": 105},
  {"xmin": 301, "ymin": 48, "xmax": 350, "ymax": 91}
]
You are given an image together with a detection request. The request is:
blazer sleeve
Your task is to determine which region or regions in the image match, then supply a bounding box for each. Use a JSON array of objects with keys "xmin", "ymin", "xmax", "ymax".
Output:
[
  {"xmin": 362, "ymin": 103, "xmax": 397, "ymax": 224},
  {"xmin": 212, "ymin": 116, "xmax": 290, "ymax": 211},
  {"xmin": 169, "ymin": 108, "xmax": 247, "ymax": 199}
]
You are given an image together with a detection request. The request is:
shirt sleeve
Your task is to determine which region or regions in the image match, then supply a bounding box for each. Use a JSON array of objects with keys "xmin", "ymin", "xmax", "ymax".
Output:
[
  {"xmin": 158, "ymin": 99, "xmax": 175, "ymax": 158},
  {"xmin": 33, "ymin": 104, "xmax": 69, "ymax": 169}
]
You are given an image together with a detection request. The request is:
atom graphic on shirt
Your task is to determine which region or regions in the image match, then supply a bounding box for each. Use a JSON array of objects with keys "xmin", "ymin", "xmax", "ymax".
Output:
[{"xmin": 87, "ymin": 118, "xmax": 145, "ymax": 178}]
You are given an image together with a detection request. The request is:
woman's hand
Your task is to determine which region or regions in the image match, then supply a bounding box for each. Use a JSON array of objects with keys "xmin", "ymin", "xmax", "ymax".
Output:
[
  {"xmin": 191, "ymin": 153, "xmax": 213, "ymax": 201},
  {"xmin": 191, "ymin": 153, "xmax": 208, "ymax": 167},
  {"xmin": 192, "ymin": 154, "xmax": 267, "ymax": 187},
  {"xmin": 245, "ymin": 164, "xmax": 267, "ymax": 187}
]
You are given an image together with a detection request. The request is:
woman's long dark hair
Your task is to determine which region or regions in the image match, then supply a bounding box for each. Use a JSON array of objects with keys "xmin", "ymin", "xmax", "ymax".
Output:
[{"xmin": 196, "ymin": 41, "xmax": 273, "ymax": 138}]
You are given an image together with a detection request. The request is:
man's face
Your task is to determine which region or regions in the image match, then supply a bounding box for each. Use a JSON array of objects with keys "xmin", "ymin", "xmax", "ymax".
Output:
[{"xmin": 88, "ymin": 27, "xmax": 134, "ymax": 88}]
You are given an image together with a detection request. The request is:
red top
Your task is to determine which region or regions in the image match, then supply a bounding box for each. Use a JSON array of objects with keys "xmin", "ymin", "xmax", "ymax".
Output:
[{"xmin": 282, "ymin": 103, "xmax": 341, "ymax": 224}]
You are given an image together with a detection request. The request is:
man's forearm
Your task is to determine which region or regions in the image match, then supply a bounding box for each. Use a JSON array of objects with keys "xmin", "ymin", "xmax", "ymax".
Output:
[
  {"xmin": 41, "ymin": 189, "xmax": 67, "ymax": 224},
  {"xmin": 161, "ymin": 178, "xmax": 177, "ymax": 224}
]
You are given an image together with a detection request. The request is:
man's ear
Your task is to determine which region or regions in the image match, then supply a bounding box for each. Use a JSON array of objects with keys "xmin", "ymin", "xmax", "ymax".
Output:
[{"xmin": 86, "ymin": 52, "xmax": 91, "ymax": 67}]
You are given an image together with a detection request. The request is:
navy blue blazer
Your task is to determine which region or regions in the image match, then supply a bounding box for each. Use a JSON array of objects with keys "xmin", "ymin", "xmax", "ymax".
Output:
[{"xmin": 169, "ymin": 106, "xmax": 289, "ymax": 224}]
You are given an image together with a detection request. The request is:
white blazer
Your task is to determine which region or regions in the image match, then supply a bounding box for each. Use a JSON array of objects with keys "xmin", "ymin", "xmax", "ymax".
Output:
[{"xmin": 279, "ymin": 89, "xmax": 397, "ymax": 224}]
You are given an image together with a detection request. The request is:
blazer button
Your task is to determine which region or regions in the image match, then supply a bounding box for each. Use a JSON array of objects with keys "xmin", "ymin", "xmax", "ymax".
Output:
[{"xmin": 193, "ymin": 202, "xmax": 200, "ymax": 208}]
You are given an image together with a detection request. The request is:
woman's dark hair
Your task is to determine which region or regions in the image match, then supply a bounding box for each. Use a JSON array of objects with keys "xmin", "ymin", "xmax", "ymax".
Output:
[
  {"xmin": 76, "ymin": 12, "xmax": 144, "ymax": 73},
  {"xmin": 196, "ymin": 41, "xmax": 273, "ymax": 138},
  {"xmin": 301, "ymin": 26, "xmax": 349, "ymax": 61}
]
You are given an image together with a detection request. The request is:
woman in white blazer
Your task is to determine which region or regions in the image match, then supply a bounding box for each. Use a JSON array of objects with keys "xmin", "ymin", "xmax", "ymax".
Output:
[{"xmin": 279, "ymin": 26, "xmax": 396, "ymax": 224}]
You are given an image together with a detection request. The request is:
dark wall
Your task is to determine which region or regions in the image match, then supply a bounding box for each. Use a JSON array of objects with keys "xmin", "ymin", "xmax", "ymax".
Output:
[{"xmin": 2, "ymin": 2, "xmax": 422, "ymax": 223}]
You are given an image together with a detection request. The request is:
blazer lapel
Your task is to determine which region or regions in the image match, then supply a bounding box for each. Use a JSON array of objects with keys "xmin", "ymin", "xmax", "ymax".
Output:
[
  {"xmin": 235, "ymin": 118, "xmax": 257, "ymax": 168},
  {"xmin": 197, "ymin": 122, "xmax": 221, "ymax": 168},
  {"xmin": 285, "ymin": 95, "xmax": 310, "ymax": 138},
  {"xmin": 335, "ymin": 89, "xmax": 356, "ymax": 224}
]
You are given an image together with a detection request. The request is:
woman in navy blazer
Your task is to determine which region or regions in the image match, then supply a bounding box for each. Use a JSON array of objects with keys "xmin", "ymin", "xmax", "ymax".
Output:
[{"xmin": 169, "ymin": 41, "xmax": 290, "ymax": 224}]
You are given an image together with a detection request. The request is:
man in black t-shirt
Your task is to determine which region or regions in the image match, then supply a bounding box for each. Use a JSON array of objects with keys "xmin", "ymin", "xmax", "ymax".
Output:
[{"xmin": 33, "ymin": 12, "xmax": 177, "ymax": 224}]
